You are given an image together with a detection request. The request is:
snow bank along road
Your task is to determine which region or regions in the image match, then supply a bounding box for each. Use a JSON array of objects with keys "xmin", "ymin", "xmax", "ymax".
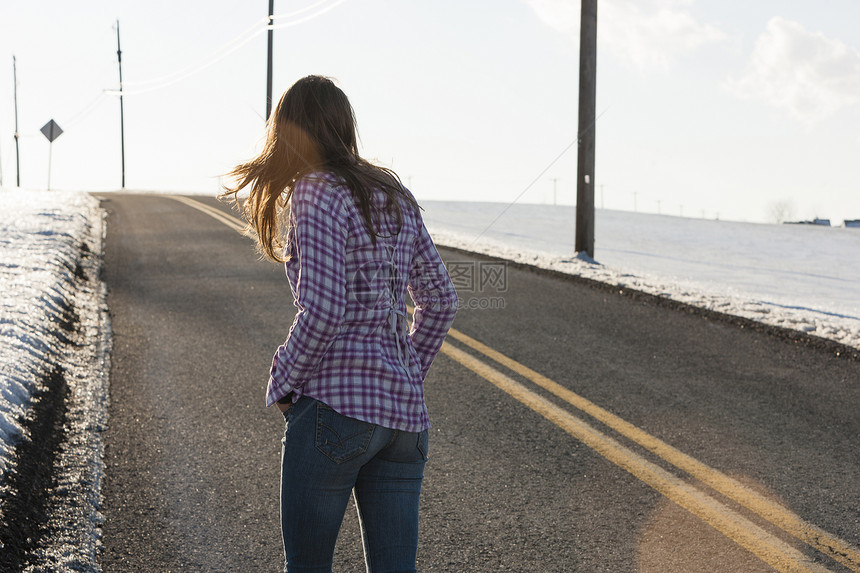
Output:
[
  {"xmin": 96, "ymin": 194, "xmax": 859, "ymax": 573},
  {"xmin": 421, "ymin": 201, "xmax": 860, "ymax": 353},
  {"xmin": 0, "ymin": 191, "xmax": 109, "ymax": 572}
]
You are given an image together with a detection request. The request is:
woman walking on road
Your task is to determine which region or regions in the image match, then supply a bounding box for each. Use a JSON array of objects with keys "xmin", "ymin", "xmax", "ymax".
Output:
[{"xmin": 221, "ymin": 75, "xmax": 458, "ymax": 573}]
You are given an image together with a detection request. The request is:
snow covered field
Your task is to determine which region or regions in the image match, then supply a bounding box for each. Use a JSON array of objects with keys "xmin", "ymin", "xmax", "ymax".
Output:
[
  {"xmin": 421, "ymin": 201, "xmax": 860, "ymax": 351},
  {"xmin": 0, "ymin": 189, "xmax": 109, "ymax": 570}
]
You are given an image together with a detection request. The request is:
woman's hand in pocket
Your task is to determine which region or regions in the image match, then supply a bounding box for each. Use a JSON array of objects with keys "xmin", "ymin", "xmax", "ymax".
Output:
[{"xmin": 276, "ymin": 393, "xmax": 294, "ymax": 413}]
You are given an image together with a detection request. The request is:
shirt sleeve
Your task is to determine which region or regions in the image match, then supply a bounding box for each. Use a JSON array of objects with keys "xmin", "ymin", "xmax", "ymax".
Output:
[
  {"xmin": 266, "ymin": 177, "xmax": 348, "ymax": 406},
  {"xmin": 407, "ymin": 221, "xmax": 459, "ymax": 380}
]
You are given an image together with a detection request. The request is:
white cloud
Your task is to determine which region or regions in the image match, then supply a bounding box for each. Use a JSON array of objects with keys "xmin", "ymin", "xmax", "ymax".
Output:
[
  {"xmin": 524, "ymin": 0, "xmax": 727, "ymax": 71},
  {"xmin": 726, "ymin": 17, "xmax": 860, "ymax": 123}
]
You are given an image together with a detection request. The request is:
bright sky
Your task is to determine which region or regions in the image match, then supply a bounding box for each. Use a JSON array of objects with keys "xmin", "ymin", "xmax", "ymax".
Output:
[{"xmin": 1, "ymin": 0, "xmax": 859, "ymax": 224}]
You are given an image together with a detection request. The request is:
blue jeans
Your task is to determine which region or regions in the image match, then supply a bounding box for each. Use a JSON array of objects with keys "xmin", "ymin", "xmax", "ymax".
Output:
[{"xmin": 280, "ymin": 397, "xmax": 428, "ymax": 573}]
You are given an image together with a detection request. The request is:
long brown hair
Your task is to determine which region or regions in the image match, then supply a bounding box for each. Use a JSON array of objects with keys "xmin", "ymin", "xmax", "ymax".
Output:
[{"xmin": 220, "ymin": 75, "xmax": 419, "ymax": 262}]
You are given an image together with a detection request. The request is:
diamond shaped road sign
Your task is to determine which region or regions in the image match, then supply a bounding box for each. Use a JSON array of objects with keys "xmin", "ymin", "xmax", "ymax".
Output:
[{"xmin": 40, "ymin": 119, "xmax": 63, "ymax": 143}]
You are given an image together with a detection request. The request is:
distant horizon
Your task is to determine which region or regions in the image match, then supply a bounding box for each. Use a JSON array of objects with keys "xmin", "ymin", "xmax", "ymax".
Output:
[
  {"xmin": 6, "ymin": 184, "xmax": 856, "ymax": 227},
  {"xmin": 420, "ymin": 194, "xmax": 860, "ymax": 349}
]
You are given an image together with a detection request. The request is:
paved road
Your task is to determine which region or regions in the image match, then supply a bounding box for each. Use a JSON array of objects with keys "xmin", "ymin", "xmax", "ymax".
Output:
[{"xmin": 99, "ymin": 194, "xmax": 860, "ymax": 572}]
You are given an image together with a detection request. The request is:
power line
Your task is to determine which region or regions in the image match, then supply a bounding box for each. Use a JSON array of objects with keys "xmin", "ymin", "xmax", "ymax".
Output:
[
  {"xmin": 271, "ymin": 0, "xmax": 335, "ymax": 21},
  {"xmin": 465, "ymin": 106, "xmax": 610, "ymax": 249},
  {"xmin": 65, "ymin": 92, "xmax": 109, "ymax": 129},
  {"xmin": 104, "ymin": 0, "xmax": 350, "ymax": 98},
  {"xmin": 3, "ymin": 1, "xmax": 349, "ymax": 180},
  {"xmin": 466, "ymin": 139, "xmax": 576, "ymax": 248},
  {"xmin": 118, "ymin": 17, "xmax": 268, "ymax": 91},
  {"xmin": 268, "ymin": 0, "xmax": 349, "ymax": 29}
]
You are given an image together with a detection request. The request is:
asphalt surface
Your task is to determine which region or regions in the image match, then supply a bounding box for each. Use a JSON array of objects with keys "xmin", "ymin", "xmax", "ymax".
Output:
[{"xmin": 98, "ymin": 194, "xmax": 860, "ymax": 572}]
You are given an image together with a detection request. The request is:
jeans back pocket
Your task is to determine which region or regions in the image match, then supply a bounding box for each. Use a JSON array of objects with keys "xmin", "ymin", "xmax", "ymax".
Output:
[
  {"xmin": 314, "ymin": 403, "xmax": 375, "ymax": 463},
  {"xmin": 417, "ymin": 430, "xmax": 429, "ymax": 461}
]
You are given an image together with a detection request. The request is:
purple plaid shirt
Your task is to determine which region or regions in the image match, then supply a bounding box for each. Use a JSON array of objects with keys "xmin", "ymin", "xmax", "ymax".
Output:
[{"xmin": 266, "ymin": 172, "xmax": 458, "ymax": 432}]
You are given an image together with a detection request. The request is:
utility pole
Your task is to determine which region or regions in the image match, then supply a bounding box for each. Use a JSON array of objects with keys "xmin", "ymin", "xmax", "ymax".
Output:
[
  {"xmin": 13, "ymin": 55, "xmax": 21, "ymax": 187},
  {"xmin": 116, "ymin": 20, "xmax": 126, "ymax": 189},
  {"xmin": 575, "ymin": 0, "xmax": 597, "ymax": 258},
  {"xmin": 266, "ymin": 0, "xmax": 274, "ymax": 120}
]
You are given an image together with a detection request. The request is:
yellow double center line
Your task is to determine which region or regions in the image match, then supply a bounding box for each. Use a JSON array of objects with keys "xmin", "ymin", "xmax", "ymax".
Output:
[
  {"xmin": 440, "ymin": 330, "xmax": 859, "ymax": 573},
  {"xmin": 171, "ymin": 194, "xmax": 859, "ymax": 573},
  {"xmin": 166, "ymin": 194, "xmax": 246, "ymax": 233}
]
